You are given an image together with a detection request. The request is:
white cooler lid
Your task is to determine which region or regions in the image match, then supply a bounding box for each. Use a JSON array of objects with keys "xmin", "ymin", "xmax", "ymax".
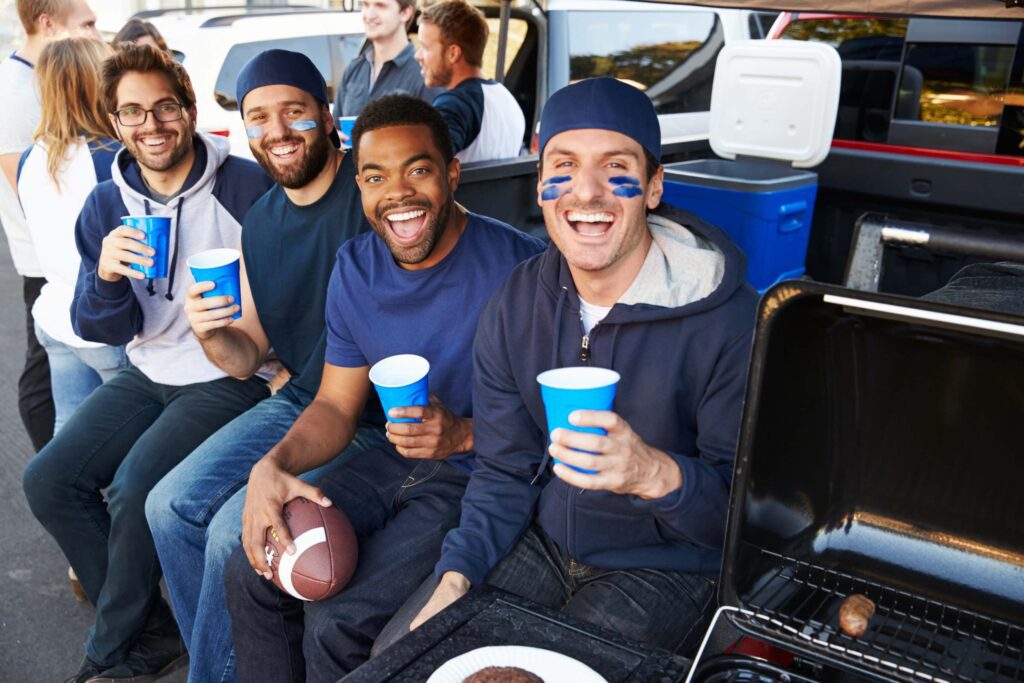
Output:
[{"xmin": 709, "ymin": 40, "xmax": 841, "ymax": 169}]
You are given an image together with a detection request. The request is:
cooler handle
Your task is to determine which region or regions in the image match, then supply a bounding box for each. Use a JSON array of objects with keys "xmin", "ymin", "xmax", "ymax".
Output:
[{"xmin": 778, "ymin": 201, "xmax": 808, "ymax": 233}]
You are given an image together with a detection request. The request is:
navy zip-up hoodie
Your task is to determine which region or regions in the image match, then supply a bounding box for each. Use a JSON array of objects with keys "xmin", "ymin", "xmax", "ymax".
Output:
[{"xmin": 436, "ymin": 203, "xmax": 758, "ymax": 585}]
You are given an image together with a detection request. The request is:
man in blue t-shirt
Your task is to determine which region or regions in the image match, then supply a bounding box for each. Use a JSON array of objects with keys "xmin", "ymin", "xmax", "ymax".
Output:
[
  {"xmin": 222, "ymin": 94, "xmax": 544, "ymax": 682},
  {"xmin": 145, "ymin": 50, "xmax": 374, "ymax": 683}
]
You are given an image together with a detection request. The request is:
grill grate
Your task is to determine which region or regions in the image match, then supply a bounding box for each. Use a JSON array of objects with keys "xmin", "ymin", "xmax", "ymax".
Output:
[{"xmin": 732, "ymin": 550, "xmax": 1024, "ymax": 682}]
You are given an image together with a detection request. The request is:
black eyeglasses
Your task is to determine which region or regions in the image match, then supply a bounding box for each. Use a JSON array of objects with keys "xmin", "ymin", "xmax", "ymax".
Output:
[{"xmin": 114, "ymin": 102, "xmax": 185, "ymax": 127}]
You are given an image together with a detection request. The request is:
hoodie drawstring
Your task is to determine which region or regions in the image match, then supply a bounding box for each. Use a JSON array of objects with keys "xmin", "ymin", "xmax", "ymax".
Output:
[
  {"xmin": 143, "ymin": 199, "xmax": 156, "ymax": 297},
  {"xmin": 141, "ymin": 197, "xmax": 183, "ymax": 300},
  {"xmin": 164, "ymin": 198, "xmax": 184, "ymax": 301},
  {"xmin": 533, "ymin": 285, "xmax": 571, "ymax": 485}
]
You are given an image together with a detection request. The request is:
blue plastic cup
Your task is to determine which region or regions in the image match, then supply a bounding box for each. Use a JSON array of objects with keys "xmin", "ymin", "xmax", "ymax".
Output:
[
  {"xmin": 122, "ymin": 215, "xmax": 171, "ymax": 279},
  {"xmin": 338, "ymin": 116, "xmax": 356, "ymax": 147},
  {"xmin": 369, "ymin": 354, "xmax": 430, "ymax": 424},
  {"xmin": 537, "ymin": 367, "xmax": 621, "ymax": 474},
  {"xmin": 187, "ymin": 248, "xmax": 242, "ymax": 320}
]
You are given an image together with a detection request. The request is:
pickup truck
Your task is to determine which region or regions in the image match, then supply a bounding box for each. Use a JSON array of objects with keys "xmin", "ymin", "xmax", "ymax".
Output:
[{"xmin": 457, "ymin": 4, "xmax": 1024, "ymax": 298}]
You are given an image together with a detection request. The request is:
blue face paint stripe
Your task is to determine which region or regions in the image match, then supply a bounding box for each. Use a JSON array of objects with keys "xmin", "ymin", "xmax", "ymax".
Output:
[
  {"xmin": 245, "ymin": 119, "xmax": 319, "ymax": 139},
  {"xmin": 541, "ymin": 185, "xmax": 564, "ymax": 201},
  {"xmin": 609, "ymin": 175, "xmax": 642, "ymax": 198},
  {"xmin": 542, "ymin": 175, "xmax": 572, "ymax": 185},
  {"xmin": 612, "ymin": 185, "xmax": 643, "ymax": 198},
  {"xmin": 608, "ymin": 176, "xmax": 641, "ymax": 186}
]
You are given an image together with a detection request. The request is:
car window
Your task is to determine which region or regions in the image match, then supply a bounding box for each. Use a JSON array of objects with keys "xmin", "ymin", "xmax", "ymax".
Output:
[
  {"xmin": 779, "ymin": 17, "xmax": 908, "ymax": 58},
  {"xmin": 748, "ymin": 12, "xmax": 779, "ymax": 40},
  {"xmin": 896, "ymin": 44, "xmax": 1016, "ymax": 128},
  {"xmin": 566, "ymin": 10, "xmax": 723, "ymax": 115},
  {"xmin": 214, "ymin": 35, "xmax": 364, "ymax": 110},
  {"xmin": 781, "ymin": 17, "xmax": 909, "ymax": 143}
]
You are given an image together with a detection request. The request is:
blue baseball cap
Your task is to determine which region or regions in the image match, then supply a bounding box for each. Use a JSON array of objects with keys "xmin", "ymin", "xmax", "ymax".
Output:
[
  {"xmin": 538, "ymin": 77, "xmax": 660, "ymax": 163},
  {"xmin": 235, "ymin": 49, "xmax": 339, "ymax": 147}
]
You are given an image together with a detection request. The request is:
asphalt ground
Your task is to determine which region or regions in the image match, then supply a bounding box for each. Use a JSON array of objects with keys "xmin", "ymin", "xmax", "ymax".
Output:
[{"xmin": 0, "ymin": 231, "xmax": 186, "ymax": 683}]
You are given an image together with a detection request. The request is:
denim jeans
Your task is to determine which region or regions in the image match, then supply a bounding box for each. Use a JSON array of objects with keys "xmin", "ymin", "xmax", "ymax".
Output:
[
  {"xmin": 225, "ymin": 446, "xmax": 470, "ymax": 683},
  {"xmin": 377, "ymin": 524, "xmax": 716, "ymax": 657},
  {"xmin": 35, "ymin": 323, "xmax": 130, "ymax": 433},
  {"xmin": 21, "ymin": 366, "xmax": 269, "ymax": 668},
  {"xmin": 146, "ymin": 394, "xmax": 386, "ymax": 683},
  {"xmin": 490, "ymin": 525, "xmax": 716, "ymax": 654}
]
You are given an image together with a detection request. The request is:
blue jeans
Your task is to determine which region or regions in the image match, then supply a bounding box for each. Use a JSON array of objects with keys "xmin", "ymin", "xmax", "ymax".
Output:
[
  {"xmin": 22, "ymin": 366, "xmax": 269, "ymax": 668},
  {"xmin": 146, "ymin": 393, "xmax": 386, "ymax": 683},
  {"xmin": 489, "ymin": 525, "xmax": 716, "ymax": 654},
  {"xmin": 225, "ymin": 446, "xmax": 470, "ymax": 683},
  {"xmin": 34, "ymin": 323, "xmax": 129, "ymax": 433},
  {"xmin": 377, "ymin": 524, "xmax": 716, "ymax": 656}
]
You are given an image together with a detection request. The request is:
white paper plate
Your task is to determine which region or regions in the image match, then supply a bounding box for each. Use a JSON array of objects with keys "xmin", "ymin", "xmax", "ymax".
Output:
[{"xmin": 426, "ymin": 645, "xmax": 607, "ymax": 683}]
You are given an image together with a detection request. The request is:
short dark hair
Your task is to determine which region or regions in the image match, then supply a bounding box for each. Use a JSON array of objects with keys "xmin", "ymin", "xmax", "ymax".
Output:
[
  {"xmin": 351, "ymin": 94, "xmax": 454, "ymax": 167},
  {"xmin": 113, "ymin": 19, "xmax": 169, "ymax": 52},
  {"xmin": 418, "ymin": 0, "xmax": 488, "ymax": 68},
  {"xmin": 102, "ymin": 43, "xmax": 196, "ymax": 114}
]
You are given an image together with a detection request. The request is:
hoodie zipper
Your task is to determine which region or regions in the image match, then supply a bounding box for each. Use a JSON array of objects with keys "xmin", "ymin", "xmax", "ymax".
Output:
[{"xmin": 567, "ymin": 311, "xmax": 598, "ymax": 557}]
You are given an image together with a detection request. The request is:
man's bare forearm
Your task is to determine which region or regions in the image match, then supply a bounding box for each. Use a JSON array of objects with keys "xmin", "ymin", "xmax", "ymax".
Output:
[
  {"xmin": 265, "ymin": 398, "xmax": 360, "ymax": 476},
  {"xmin": 198, "ymin": 327, "xmax": 264, "ymax": 379}
]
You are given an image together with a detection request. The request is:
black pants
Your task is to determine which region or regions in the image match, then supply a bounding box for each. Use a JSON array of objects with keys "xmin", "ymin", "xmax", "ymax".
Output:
[{"xmin": 19, "ymin": 276, "xmax": 54, "ymax": 451}]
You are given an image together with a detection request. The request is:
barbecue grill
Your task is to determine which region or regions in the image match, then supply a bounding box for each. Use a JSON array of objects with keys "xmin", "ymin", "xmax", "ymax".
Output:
[{"xmin": 689, "ymin": 282, "xmax": 1024, "ymax": 683}]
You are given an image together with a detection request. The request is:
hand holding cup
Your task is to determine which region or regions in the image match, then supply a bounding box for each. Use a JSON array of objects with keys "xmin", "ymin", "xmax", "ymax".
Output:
[
  {"xmin": 97, "ymin": 224, "xmax": 155, "ymax": 282},
  {"xmin": 386, "ymin": 394, "xmax": 473, "ymax": 460},
  {"xmin": 549, "ymin": 410, "xmax": 683, "ymax": 500},
  {"xmin": 188, "ymin": 248, "xmax": 243, "ymax": 325},
  {"xmin": 184, "ymin": 280, "xmax": 239, "ymax": 340}
]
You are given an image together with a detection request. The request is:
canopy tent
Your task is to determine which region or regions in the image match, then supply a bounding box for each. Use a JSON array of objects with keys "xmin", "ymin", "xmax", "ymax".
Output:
[
  {"xmin": 491, "ymin": 0, "xmax": 1024, "ymax": 20},
  {"xmin": 625, "ymin": 0, "xmax": 1024, "ymax": 19}
]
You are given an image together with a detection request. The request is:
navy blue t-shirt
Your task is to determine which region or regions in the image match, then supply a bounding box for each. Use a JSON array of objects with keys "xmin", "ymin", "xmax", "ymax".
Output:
[
  {"xmin": 243, "ymin": 151, "xmax": 369, "ymax": 406},
  {"xmin": 325, "ymin": 212, "xmax": 546, "ymax": 473}
]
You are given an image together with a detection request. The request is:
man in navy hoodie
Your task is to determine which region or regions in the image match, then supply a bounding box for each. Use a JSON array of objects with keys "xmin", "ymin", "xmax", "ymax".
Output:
[
  {"xmin": 407, "ymin": 77, "xmax": 758, "ymax": 653},
  {"xmin": 21, "ymin": 45, "xmax": 273, "ymax": 683}
]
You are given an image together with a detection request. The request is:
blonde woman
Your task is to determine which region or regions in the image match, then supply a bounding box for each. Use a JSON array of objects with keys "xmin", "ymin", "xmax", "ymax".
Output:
[{"xmin": 17, "ymin": 37, "xmax": 129, "ymax": 435}]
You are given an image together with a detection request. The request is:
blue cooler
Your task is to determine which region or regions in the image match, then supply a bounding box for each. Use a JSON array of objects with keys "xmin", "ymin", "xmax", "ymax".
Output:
[
  {"xmin": 663, "ymin": 159, "xmax": 817, "ymax": 291},
  {"xmin": 663, "ymin": 41, "xmax": 841, "ymax": 292}
]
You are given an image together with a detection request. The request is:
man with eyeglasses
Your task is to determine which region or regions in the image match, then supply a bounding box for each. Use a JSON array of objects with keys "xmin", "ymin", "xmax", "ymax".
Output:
[
  {"xmin": 146, "ymin": 49, "xmax": 377, "ymax": 683},
  {"xmin": 22, "ymin": 44, "xmax": 273, "ymax": 683}
]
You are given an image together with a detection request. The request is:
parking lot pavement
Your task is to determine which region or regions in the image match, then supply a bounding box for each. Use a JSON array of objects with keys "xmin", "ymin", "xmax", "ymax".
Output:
[{"xmin": 0, "ymin": 232, "xmax": 186, "ymax": 682}]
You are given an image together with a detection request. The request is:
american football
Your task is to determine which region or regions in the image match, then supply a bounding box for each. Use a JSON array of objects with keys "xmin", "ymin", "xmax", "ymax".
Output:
[{"xmin": 264, "ymin": 497, "xmax": 358, "ymax": 601}]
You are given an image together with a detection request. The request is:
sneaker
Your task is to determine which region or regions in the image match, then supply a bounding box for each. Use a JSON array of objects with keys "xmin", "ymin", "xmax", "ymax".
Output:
[
  {"xmin": 84, "ymin": 630, "xmax": 188, "ymax": 683},
  {"xmin": 64, "ymin": 657, "xmax": 107, "ymax": 683}
]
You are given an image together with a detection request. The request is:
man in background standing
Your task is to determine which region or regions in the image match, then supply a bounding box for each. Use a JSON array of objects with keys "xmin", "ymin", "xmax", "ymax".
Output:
[
  {"xmin": 415, "ymin": 0, "xmax": 525, "ymax": 163},
  {"xmin": 333, "ymin": 0, "xmax": 440, "ymax": 121},
  {"xmin": 0, "ymin": 0, "xmax": 100, "ymax": 451}
]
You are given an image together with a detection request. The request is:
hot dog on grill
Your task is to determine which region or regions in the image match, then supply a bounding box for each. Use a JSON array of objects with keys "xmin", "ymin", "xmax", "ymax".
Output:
[{"xmin": 839, "ymin": 593, "xmax": 876, "ymax": 638}]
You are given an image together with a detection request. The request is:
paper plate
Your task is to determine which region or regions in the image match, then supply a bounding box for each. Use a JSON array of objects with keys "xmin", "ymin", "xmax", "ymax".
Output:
[{"xmin": 426, "ymin": 645, "xmax": 607, "ymax": 683}]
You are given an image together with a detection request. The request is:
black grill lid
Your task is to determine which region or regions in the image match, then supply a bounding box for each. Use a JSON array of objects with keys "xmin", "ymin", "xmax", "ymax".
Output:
[{"xmin": 719, "ymin": 282, "xmax": 1024, "ymax": 683}]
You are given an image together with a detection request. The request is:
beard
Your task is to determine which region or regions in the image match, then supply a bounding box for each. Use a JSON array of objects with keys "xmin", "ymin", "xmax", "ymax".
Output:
[
  {"xmin": 251, "ymin": 125, "xmax": 332, "ymax": 189},
  {"xmin": 127, "ymin": 126, "xmax": 193, "ymax": 173},
  {"xmin": 372, "ymin": 195, "xmax": 452, "ymax": 266},
  {"xmin": 424, "ymin": 60, "xmax": 453, "ymax": 89}
]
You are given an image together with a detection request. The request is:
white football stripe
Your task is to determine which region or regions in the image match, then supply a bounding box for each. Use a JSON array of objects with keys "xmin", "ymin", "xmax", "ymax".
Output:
[{"xmin": 278, "ymin": 527, "xmax": 327, "ymax": 601}]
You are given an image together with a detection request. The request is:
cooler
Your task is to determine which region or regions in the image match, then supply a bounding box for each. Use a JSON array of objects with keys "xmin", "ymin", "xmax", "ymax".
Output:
[{"xmin": 662, "ymin": 41, "xmax": 841, "ymax": 292}]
